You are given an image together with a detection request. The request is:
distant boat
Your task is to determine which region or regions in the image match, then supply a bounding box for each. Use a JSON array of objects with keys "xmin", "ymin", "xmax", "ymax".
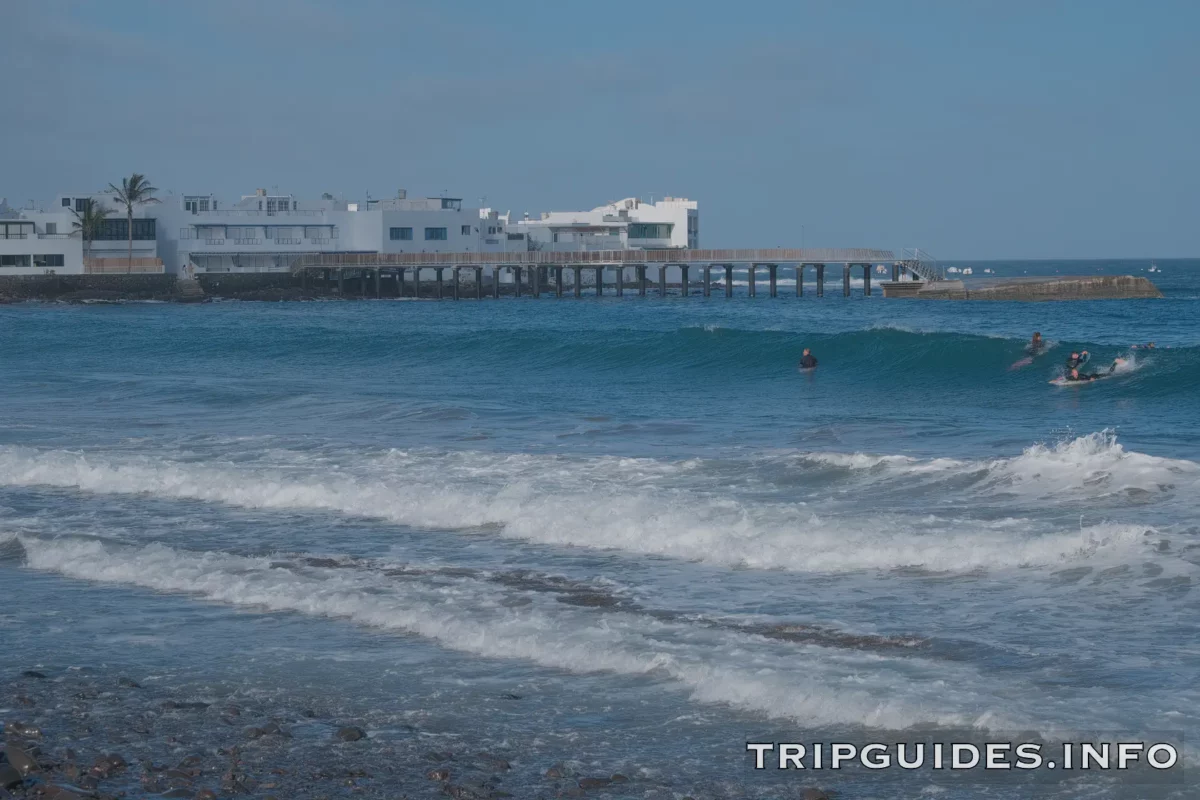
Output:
[
  {"xmin": 983, "ymin": 268, "xmax": 994, "ymax": 274},
  {"xmin": 946, "ymin": 266, "xmax": 961, "ymax": 274},
  {"xmin": 961, "ymin": 267, "xmax": 973, "ymax": 275},
  {"xmin": 1148, "ymin": 263, "xmax": 1160, "ymax": 273},
  {"xmin": 875, "ymin": 264, "xmax": 887, "ymax": 274}
]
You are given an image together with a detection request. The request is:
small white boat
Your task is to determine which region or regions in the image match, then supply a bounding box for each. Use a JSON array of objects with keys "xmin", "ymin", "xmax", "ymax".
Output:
[
  {"xmin": 946, "ymin": 266, "xmax": 961, "ymax": 274},
  {"xmin": 961, "ymin": 267, "xmax": 973, "ymax": 275},
  {"xmin": 875, "ymin": 264, "xmax": 887, "ymax": 274},
  {"xmin": 983, "ymin": 268, "xmax": 993, "ymax": 274},
  {"xmin": 1148, "ymin": 263, "xmax": 1159, "ymax": 273}
]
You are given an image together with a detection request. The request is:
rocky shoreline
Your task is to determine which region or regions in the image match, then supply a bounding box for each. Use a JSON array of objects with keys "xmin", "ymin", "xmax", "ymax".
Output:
[{"xmin": 4, "ymin": 667, "xmax": 828, "ymax": 800}]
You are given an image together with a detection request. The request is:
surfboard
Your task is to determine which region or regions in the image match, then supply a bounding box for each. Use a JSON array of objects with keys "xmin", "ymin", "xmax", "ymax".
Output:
[{"xmin": 1008, "ymin": 357, "xmax": 1033, "ymax": 371}]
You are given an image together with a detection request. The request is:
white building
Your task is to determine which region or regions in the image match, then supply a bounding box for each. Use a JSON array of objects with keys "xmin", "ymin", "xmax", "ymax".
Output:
[
  {"xmin": 516, "ymin": 197, "xmax": 698, "ymax": 252},
  {"xmin": 1, "ymin": 188, "xmax": 698, "ymax": 277}
]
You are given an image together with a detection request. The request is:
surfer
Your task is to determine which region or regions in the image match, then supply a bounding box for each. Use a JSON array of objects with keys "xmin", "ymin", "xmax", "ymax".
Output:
[
  {"xmin": 1132, "ymin": 342, "xmax": 1156, "ymax": 350},
  {"xmin": 799, "ymin": 348, "xmax": 818, "ymax": 369},
  {"xmin": 1065, "ymin": 350, "xmax": 1090, "ymax": 370},
  {"xmin": 1025, "ymin": 332, "xmax": 1045, "ymax": 355},
  {"xmin": 1064, "ymin": 359, "xmax": 1123, "ymax": 382}
]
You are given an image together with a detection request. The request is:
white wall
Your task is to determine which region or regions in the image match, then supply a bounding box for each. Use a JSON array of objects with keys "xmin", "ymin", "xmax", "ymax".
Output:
[{"xmin": 0, "ymin": 215, "xmax": 84, "ymax": 275}]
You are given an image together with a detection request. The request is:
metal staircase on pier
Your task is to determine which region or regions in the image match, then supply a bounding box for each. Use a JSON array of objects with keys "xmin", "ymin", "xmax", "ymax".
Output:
[{"xmin": 900, "ymin": 248, "xmax": 943, "ymax": 282}]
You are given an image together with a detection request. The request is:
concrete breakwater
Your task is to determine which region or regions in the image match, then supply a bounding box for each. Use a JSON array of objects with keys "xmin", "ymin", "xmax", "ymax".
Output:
[
  {"xmin": 1, "ymin": 272, "xmax": 1163, "ymax": 303},
  {"xmin": 882, "ymin": 275, "xmax": 1162, "ymax": 301}
]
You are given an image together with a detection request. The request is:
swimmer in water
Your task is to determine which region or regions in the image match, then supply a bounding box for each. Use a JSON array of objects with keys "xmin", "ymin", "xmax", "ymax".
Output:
[
  {"xmin": 1065, "ymin": 350, "xmax": 1090, "ymax": 370},
  {"xmin": 798, "ymin": 348, "xmax": 818, "ymax": 369},
  {"xmin": 1131, "ymin": 342, "xmax": 1156, "ymax": 350},
  {"xmin": 1025, "ymin": 332, "xmax": 1045, "ymax": 355}
]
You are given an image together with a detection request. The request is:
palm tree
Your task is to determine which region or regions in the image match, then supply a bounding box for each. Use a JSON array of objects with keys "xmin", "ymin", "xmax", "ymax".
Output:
[
  {"xmin": 70, "ymin": 199, "xmax": 111, "ymax": 265},
  {"xmin": 107, "ymin": 173, "xmax": 160, "ymax": 272}
]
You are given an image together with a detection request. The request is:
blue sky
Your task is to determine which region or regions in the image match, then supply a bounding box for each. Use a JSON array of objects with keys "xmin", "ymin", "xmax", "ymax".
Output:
[{"xmin": 3, "ymin": 0, "xmax": 1197, "ymax": 258}]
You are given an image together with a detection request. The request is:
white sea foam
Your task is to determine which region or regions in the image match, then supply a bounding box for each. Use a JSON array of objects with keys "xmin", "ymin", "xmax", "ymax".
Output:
[
  {"xmin": 12, "ymin": 534, "xmax": 1049, "ymax": 733},
  {"xmin": 0, "ymin": 435, "xmax": 1167, "ymax": 574}
]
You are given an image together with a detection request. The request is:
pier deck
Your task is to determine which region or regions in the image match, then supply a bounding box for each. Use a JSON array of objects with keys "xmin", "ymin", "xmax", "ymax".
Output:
[{"xmin": 292, "ymin": 248, "xmax": 907, "ymax": 299}]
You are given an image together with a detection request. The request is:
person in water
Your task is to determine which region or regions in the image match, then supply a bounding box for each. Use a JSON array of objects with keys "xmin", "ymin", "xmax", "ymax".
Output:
[
  {"xmin": 1026, "ymin": 332, "xmax": 1045, "ymax": 355},
  {"xmin": 799, "ymin": 348, "xmax": 818, "ymax": 369},
  {"xmin": 1064, "ymin": 359, "xmax": 1123, "ymax": 382},
  {"xmin": 1132, "ymin": 342, "xmax": 1156, "ymax": 350},
  {"xmin": 1065, "ymin": 350, "xmax": 1090, "ymax": 370}
]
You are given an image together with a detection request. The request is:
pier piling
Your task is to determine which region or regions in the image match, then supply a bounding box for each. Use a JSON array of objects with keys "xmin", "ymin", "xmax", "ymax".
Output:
[
  {"xmin": 768, "ymin": 264, "xmax": 777, "ymax": 297},
  {"xmin": 725, "ymin": 265, "xmax": 733, "ymax": 297},
  {"xmin": 863, "ymin": 266, "xmax": 871, "ymax": 296},
  {"xmin": 704, "ymin": 266, "xmax": 712, "ymax": 297},
  {"xmin": 680, "ymin": 265, "xmax": 689, "ymax": 296},
  {"xmin": 659, "ymin": 266, "xmax": 667, "ymax": 296},
  {"xmin": 616, "ymin": 266, "xmax": 624, "ymax": 296},
  {"xmin": 595, "ymin": 267, "xmax": 604, "ymax": 297},
  {"xmin": 574, "ymin": 267, "xmax": 583, "ymax": 298},
  {"xmin": 748, "ymin": 265, "xmax": 757, "ymax": 297},
  {"xmin": 638, "ymin": 266, "xmax": 646, "ymax": 295},
  {"xmin": 842, "ymin": 265, "xmax": 851, "ymax": 297}
]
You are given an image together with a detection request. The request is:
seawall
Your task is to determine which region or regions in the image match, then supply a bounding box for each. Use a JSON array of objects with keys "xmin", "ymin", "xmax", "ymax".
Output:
[
  {"xmin": 883, "ymin": 275, "xmax": 1162, "ymax": 301},
  {"xmin": 0, "ymin": 274, "xmax": 179, "ymax": 302}
]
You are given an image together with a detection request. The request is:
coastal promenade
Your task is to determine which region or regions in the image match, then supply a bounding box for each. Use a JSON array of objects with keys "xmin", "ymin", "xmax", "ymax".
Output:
[{"xmin": 292, "ymin": 248, "xmax": 908, "ymax": 299}]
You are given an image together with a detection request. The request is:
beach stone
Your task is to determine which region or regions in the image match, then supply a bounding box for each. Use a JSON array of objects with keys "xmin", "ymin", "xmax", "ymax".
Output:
[
  {"xmin": 3, "ymin": 745, "xmax": 39, "ymax": 777},
  {"xmin": 335, "ymin": 726, "xmax": 366, "ymax": 742},
  {"xmin": 195, "ymin": 790, "xmax": 219, "ymax": 800},
  {"xmin": 544, "ymin": 763, "xmax": 565, "ymax": 779},
  {"xmin": 578, "ymin": 776, "xmax": 611, "ymax": 790},
  {"xmin": 260, "ymin": 721, "xmax": 291, "ymax": 738},
  {"xmin": 4, "ymin": 721, "xmax": 40, "ymax": 738},
  {"xmin": 424, "ymin": 751, "xmax": 454, "ymax": 762},
  {"xmin": 610, "ymin": 773, "xmax": 629, "ymax": 783},
  {"xmin": 20, "ymin": 671, "xmax": 46, "ymax": 680},
  {"xmin": 161, "ymin": 790, "xmax": 193, "ymax": 799},
  {"xmin": 39, "ymin": 787, "xmax": 84, "ymax": 800},
  {"xmin": 243, "ymin": 727, "xmax": 265, "ymax": 740},
  {"xmin": 426, "ymin": 768, "xmax": 451, "ymax": 781},
  {"xmin": 0, "ymin": 762, "xmax": 22, "ymax": 790},
  {"xmin": 803, "ymin": 790, "xmax": 830, "ymax": 800},
  {"xmin": 89, "ymin": 753, "xmax": 127, "ymax": 778},
  {"xmin": 117, "ymin": 677, "xmax": 141, "ymax": 688}
]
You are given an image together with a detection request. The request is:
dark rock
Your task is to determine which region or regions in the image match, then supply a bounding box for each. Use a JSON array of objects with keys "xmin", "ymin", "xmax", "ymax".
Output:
[
  {"xmin": 260, "ymin": 722, "xmax": 291, "ymax": 738},
  {"xmin": 38, "ymin": 787, "xmax": 83, "ymax": 800},
  {"xmin": 424, "ymin": 751, "xmax": 454, "ymax": 762},
  {"xmin": 161, "ymin": 789, "xmax": 193, "ymax": 799},
  {"xmin": 89, "ymin": 753, "xmax": 127, "ymax": 778},
  {"xmin": 501, "ymin": 693, "xmax": 522, "ymax": 700},
  {"xmin": 162, "ymin": 701, "xmax": 209, "ymax": 711},
  {"xmin": 117, "ymin": 677, "xmax": 141, "ymax": 689},
  {"xmin": 4, "ymin": 721, "xmax": 40, "ymax": 738},
  {"xmin": 242, "ymin": 727, "xmax": 265, "ymax": 740},
  {"xmin": 610, "ymin": 773, "xmax": 629, "ymax": 783},
  {"xmin": 0, "ymin": 763, "xmax": 21, "ymax": 790},
  {"xmin": 14, "ymin": 696, "xmax": 34, "ymax": 707},
  {"xmin": 166, "ymin": 768, "xmax": 195, "ymax": 783},
  {"xmin": 577, "ymin": 776, "xmax": 611, "ymax": 790},
  {"xmin": 3, "ymin": 746, "xmax": 39, "ymax": 777},
  {"xmin": 20, "ymin": 671, "xmax": 46, "ymax": 680},
  {"xmin": 802, "ymin": 790, "xmax": 830, "ymax": 800},
  {"xmin": 334, "ymin": 726, "xmax": 366, "ymax": 742},
  {"xmin": 544, "ymin": 763, "xmax": 565, "ymax": 779},
  {"xmin": 426, "ymin": 768, "xmax": 451, "ymax": 781},
  {"xmin": 299, "ymin": 709, "xmax": 316, "ymax": 718},
  {"xmin": 176, "ymin": 755, "xmax": 204, "ymax": 770},
  {"xmin": 196, "ymin": 790, "xmax": 219, "ymax": 800}
]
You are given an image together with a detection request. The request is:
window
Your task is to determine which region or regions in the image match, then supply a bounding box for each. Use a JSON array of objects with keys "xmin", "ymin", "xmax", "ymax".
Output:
[
  {"xmin": 0, "ymin": 255, "xmax": 32, "ymax": 267},
  {"xmin": 628, "ymin": 223, "xmax": 673, "ymax": 239},
  {"xmin": 390, "ymin": 227, "xmax": 413, "ymax": 241},
  {"xmin": 62, "ymin": 198, "xmax": 71, "ymax": 207},
  {"xmin": 34, "ymin": 254, "xmax": 64, "ymax": 267},
  {"xmin": 507, "ymin": 233, "xmax": 525, "ymax": 241},
  {"xmin": 95, "ymin": 218, "xmax": 157, "ymax": 240},
  {"xmin": 75, "ymin": 198, "xmax": 87, "ymax": 213},
  {"xmin": 425, "ymin": 227, "xmax": 447, "ymax": 241},
  {"xmin": 461, "ymin": 225, "xmax": 471, "ymax": 236},
  {"xmin": 45, "ymin": 223, "xmax": 57, "ymax": 234},
  {"xmin": 439, "ymin": 198, "xmax": 462, "ymax": 210}
]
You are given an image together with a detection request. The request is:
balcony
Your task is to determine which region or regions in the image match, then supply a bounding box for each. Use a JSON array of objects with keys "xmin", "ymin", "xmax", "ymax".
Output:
[
  {"xmin": 84, "ymin": 257, "xmax": 165, "ymax": 274},
  {"xmin": 207, "ymin": 209, "xmax": 324, "ymax": 217},
  {"xmin": 39, "ymin": 233, "xmax": 71, "ymax": 239}
]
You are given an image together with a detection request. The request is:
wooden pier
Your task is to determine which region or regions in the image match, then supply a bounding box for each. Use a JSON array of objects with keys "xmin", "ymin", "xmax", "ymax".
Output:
[{"xmin": 291, "ymin": 248, "xmax": 917, "ymax": 299}]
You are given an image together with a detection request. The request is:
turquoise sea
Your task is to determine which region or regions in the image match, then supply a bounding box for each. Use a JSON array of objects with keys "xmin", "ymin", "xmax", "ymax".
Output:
[{"xmin": 2, "ymin": 259, "xmax": 1197, "ymax": 798}]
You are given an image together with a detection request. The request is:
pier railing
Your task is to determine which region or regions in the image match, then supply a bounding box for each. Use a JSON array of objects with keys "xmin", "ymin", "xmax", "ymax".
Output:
[{"xmin": 292, "ymin": 248, "xmax": 896, "ymax": 271}]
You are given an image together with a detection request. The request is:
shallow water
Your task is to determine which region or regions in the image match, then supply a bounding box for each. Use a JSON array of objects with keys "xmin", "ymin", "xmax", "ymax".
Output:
[{"xmin": 2, "ymin": 258, "xmax": 1197, "ymax": 798}]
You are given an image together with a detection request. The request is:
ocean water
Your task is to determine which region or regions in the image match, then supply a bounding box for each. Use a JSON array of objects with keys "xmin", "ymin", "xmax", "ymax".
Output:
[{"xmin": 1, "ymin": 258, "xmax": 1198, "ymax": 798}]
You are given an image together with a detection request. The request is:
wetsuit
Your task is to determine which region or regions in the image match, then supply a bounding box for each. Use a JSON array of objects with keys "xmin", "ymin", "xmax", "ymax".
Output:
[
  {"xmin": 1065, "ymin": 372, "xmax": 1099, "ymax": 382},
  {"xmin": 1025, "ymin": 340, "xmax": 1045, "ymax": 356},
  {"xmin": 799, "ymin": 354, "xmax": 818, "ymax": 369},
  {"xmin": 1065, "ymin": 353, "xmax": 1090, "ymax": 370}
]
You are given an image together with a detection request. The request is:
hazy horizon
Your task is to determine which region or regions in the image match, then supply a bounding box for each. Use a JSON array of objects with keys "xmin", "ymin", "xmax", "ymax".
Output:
[{"xmin": 4, "ymin": 0, "xmax": 1197, "ymax": 260}]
